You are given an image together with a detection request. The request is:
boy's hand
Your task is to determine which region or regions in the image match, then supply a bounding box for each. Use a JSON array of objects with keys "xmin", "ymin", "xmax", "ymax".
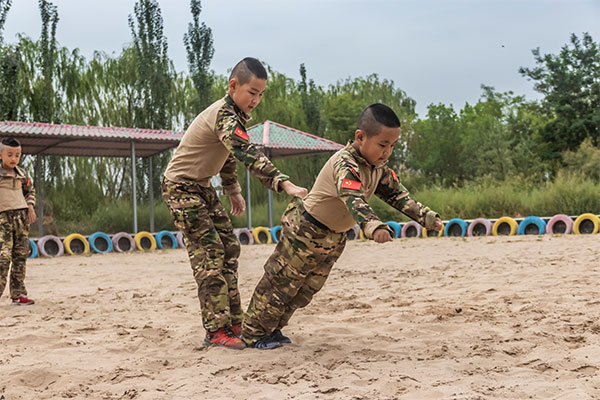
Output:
[
  {"xmin": 28, "ymin": 204, "xmax": 37, "ymax": 224},
  {"xmin": 228, "ymin": 193, "xmax": 246, "ymax": 216},
  {"xmin": 433, "ymin": 217, "xmax": 443, "ymax": 231},
  {"xmin": 280, "ymin": 180, "xmax": 308, "ymax": 199},
  {"xmin": 373, "ymin": 228, "xmax": 393, "ymax": 243}
]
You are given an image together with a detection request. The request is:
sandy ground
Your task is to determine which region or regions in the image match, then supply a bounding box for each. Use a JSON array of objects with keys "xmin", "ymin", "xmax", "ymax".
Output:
[{"xmin": 1, "ymin": 234, "xmax": 599, "ymax": 400}]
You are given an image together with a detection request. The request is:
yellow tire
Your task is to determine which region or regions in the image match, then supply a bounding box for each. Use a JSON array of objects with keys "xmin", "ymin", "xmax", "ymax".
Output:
[
  {"xmin": 63, "ymin": 233, "xmax": 90, "ymax": 255},
  {"xmin": 422, "ymin": 223, "xmax": 444, "ymax": 238},
  {"xmin": 492, "ymin": 217, "xmax": 518, "ymax": 236},
  {"xmin": 359, "ymin": 229, "xmax": 365, "ymax": 240},
  {"xmin": 573, "ymin": 213, "xmax": 600, "ymax": 235},
  {"xmin": 134, "ymin": 231, "xmax": 157, "ymax": 251},
  {"xmin": 252, "ymin": 227, "xmax": 272, "ymax": 244}
]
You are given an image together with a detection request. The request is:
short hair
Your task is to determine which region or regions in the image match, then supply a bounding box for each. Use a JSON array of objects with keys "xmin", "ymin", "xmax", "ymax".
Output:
[
  {"xmin": 1, "ymin": 137, "xmax": 21, "ymax": 148},
  {"xmin": 229, "ymin": 57, "xmax": 267, "ymax": 85},
  {"xmin": 357, "ymin": 103, "xmax": 401, "ymax": 137}
]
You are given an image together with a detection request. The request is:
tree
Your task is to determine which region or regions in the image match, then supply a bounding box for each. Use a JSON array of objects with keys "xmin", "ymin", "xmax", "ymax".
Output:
[{"xmin": 519, "ymin": 32, "xmax": 600, "ymax": 161}]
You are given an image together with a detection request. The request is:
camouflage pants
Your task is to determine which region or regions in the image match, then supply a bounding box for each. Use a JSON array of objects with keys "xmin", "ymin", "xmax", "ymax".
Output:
[
  {"xmin": 243, "ymin": 198, "xmax": 346, "ymax": 343},
  {"xmin": 161, "ymin": 178, "xmax": 242, "ymax": 331},
  {"xmin": 0, "ymin": 209, "xmax": 30, "ymax": 299}
]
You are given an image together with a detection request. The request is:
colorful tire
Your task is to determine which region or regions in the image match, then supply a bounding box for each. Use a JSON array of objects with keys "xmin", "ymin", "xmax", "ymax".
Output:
[
  {"xmin": 517, "ymin": 216, "xmax": 546, "ymax": 235},
  {"xmin": 346, "ymin": 225, "xmax": 360, "ymax": 240},
  {"xmin": 28, "ymin": 238, "xmax": 38, "ymax": 259},
  {"xmin": 492, "ymin": 217, "xmax": 518, "ymax": 236},
  {"xmin": 270, "ymin": 225, "xmax": 282, "ymax": 243},
  {"xmin": 176, "ymin": 231, "xmax": 185, "ymax": 248},
  {"xmin": 385, "ymin": 221, "xmax": 402, "ymax": 238},
  {"xmin": 467, "ymin": 218, "xmax": 492, "ymax": 237},
  {"xmin": 155, "ymin": 230, "xmax": 177, "ymax": 249},
  {"xmin": 573, "ymin": 213, "xmax": 600, "ymax": 235},
  {"xmin": 423, "ymin": 223, "xmax": 444, "ymax": 238},
  {"xmin": 88, "ymin": 232, "xmax": 113, "ymax": 254},
  {"xmin": 37, "ymin": 235, "xmax": 64, "ymax": 257},
  {"xmin": 252, "ymin": 227, "xmax": 272, "ymax": 244},
  {"xmin": 134, "ymin": 231, "xmax": 157, "ymax": 251},
  {"xmin": 444, "ymin": 218, "xmax": 468, "ymax": 237},
  {"xmin": 112, "ymin": 232, "xmax": 135, "ymax": 252},
  {"xmin": 546, "ymin": 214, "xmax": 573, "ymax": 235},
  {"xmin": 234, "ymin": 228, "xmax": 254, "ymax": 245},
  {"xmin": 401, "ymin": 221, "xmax": 422, "ymax": 238},
  {"xmin": 359, "ymin": 229, "xmax": 366, "ymax": 240},
  {"xmin": 63, "ymin": 233, "xmax": 90, "ymax": 255}
]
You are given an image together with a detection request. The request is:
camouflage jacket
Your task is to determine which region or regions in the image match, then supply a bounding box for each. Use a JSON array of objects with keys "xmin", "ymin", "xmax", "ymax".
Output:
[{"xmin": 0, "ymin": 163, "xmax": 36, "ymax": 212}]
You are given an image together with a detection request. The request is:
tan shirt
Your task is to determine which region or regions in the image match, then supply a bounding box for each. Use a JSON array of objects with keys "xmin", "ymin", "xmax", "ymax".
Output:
[{"xmin": 0, "ymin": 164, "xmax": 35, "ymax": 213}]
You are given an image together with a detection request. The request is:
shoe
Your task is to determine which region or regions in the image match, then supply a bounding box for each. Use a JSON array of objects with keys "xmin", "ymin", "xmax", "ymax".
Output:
[
  {"xmin": 269, "ymin": 329, "xmax": 292, "ymax": 344},
  {"xmin": 250, "ymin": 336, "xmax": 282, "ymax": 350},
  {"xmin": 231, "ymin": 323, "xmax": 242, "ymax": 337},
  {"xmin": 203, "ymin": 328, "xmax": 245, "ymax": 350},
  {"xmin": 11, "ymin": 296, "xmax": 35, "ymax": 306}
]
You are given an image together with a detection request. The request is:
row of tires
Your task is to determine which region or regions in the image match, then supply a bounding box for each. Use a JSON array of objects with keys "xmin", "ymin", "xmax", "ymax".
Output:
[{"xmin": 28, "ymin": 213, "xmax": 599, "ymax": 258}]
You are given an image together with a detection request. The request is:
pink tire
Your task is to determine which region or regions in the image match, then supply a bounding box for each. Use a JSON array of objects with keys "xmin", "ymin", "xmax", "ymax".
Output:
[
  {"xmin": 346, "ymin": 224, "xmax": 360, "ymax": 240},
  {"xmin": 37, "ymin": 235, "xmax": 65, "ymax": 257},
  {"xmin": 111, "ymin": 232, "xmax": 135, "ymax": 252},
  {"xmin": 176, "ymin": 231, "xmax": 185, "ymax": 248},
  {"xmin": 546, "ymin": 214, "xmax": 573, "ymax": 235},
  {"xmin": 234, "ymin": 228, "xmax": 254, "ymax": 245},
  {"xmin": 401, "ymin": 221, "xmax": 423, "ymax": 238},
  {"xmin": 467, "ymin": 218, "xmax": 493, "ymax": 237}
]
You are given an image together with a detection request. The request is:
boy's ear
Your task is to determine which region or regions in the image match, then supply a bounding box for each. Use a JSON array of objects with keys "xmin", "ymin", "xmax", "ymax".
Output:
[
  {"xmin": 228, "ymin": 77, "xmax": 238, "ymax": 92},
  {"xmin": 355, "ymin": 129, "xmax": 366, "ymax": 143}
]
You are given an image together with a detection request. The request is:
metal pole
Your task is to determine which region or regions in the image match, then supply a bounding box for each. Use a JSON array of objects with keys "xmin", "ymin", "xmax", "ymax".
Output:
[
  {"xmin": 268, "ymin": 189, "xmax": 273, "ymax": 228},
  {"xmin": 131, "ymin": 142, "xmax": 138, "ymax": 234},
  {"xmin": 148, "ymin": 156, "xmax": 154, "ymax": 233},
  {"xmin": 35, "ymin": 155, "xmax": 43, "ymax": 237},
  {"xmin": 246, "ymin": 169, "xmax": 252, "ymax": 229}
]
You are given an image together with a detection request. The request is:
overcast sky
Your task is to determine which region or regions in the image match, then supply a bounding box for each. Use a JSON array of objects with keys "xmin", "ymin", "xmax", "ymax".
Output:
[{"xmin": 2, "ymin": 0, "xmax": 599, "ymax": 117}]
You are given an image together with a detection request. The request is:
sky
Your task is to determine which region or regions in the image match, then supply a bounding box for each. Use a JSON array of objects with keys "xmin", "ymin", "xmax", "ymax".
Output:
[{"xmin": 2, "ymin": 0, "xmax": 600, "ymax": 117}]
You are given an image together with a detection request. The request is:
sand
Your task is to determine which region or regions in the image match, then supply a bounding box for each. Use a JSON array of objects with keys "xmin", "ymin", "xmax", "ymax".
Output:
[{"xmin": 1, "ymin": 234, "xmax": 599, "ymax": 400}]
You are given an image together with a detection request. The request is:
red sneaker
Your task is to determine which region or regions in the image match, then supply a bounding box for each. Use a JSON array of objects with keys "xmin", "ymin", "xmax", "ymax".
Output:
[
  {"xmin": 203, "ymin": 328, "xmax": 245, "ymax": 349},
  {"xmin": 231, "ymin": 323, "xmax": 242, "ymax": 337},
  {"xmin": 12, "ymin": 296, "xmax": 35, "ymax": 306}
]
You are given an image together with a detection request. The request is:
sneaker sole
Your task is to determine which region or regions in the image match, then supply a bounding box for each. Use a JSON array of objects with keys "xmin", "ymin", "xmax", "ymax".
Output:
[{"xmin": 202, "ymin": 339, "xmax": 245, "ymax": 350}]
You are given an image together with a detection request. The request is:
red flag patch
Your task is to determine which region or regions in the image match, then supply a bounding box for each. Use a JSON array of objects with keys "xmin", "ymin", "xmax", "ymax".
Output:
[
  {"xmin": 234, "ymin": 126, "xmax": 249, "ymax": 141},
  {"xmin": 26, "ymin": 177, "xmax": 31, "ymax": 187},
  {"xmin": 341, "ymin": 179, "xmax": 362, "ymax": 191},
  {"xmin": 390, "ymin": 168, "xmax": 398, "ymax": 182}
]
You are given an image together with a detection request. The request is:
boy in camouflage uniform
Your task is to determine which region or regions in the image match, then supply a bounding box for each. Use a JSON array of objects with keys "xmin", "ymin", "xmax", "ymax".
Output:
[
  {"xmin": 242, "ymin": 103, "xmax": 443, "ymax": 349},
  {"xmin": 162, "ymin": 57, "xmax": 307, "ymax": 349},
  {"xmin": 0, "ymin": 138, "xmax": 37, "ymax": 305}
]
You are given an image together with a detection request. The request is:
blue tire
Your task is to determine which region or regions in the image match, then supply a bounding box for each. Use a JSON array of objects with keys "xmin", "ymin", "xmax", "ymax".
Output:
[
  {"xmin": 28, "ymin": 238, "xmax": 38, "ymax": 259},
  {"xmin": 155, "ymin": 230, "xmax": 177, "ymax": 249},
  {"xmin": 88, "ymin": 232, "xmax": 113, "ymax": 254},
  {"xmin": 517, "ymin": 216, "xmax": 546, "ymax": 235},
  {"xmin": 385, "ymin": 221, "xmax": 401, "ymax": 238},
  {"xmin": 270, "ymin": 225, "xmax": 282, "ymax": 243},
  {"xmin": 444, "ymin": 218, "xmax": 468, "ymax": 237}
]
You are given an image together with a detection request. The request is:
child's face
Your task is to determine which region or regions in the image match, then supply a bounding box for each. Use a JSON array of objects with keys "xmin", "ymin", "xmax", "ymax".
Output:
[
  {"xmin": 353, "ymin": 126, "xmax": 400, "ymax": 167},
  {"xmin": 228, "ymin": 76, "xmax": 266, "ymax": 114},
  {"xmin": 1, "ymin": 145, "xmax": 21, "ymax": 170}
]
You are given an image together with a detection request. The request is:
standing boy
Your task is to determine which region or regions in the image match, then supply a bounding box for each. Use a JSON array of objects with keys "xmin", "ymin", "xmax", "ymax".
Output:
[
  {"xmin": 242, "ymin": 103, "xmax": 443, "ymax": 349},
  {"xmin": 0, "ymin": 137, "xmax": 37, "ymax": 305},
  {"xmin": 162, "ymin": 57, "xmax": 307, "ymax": 349}
]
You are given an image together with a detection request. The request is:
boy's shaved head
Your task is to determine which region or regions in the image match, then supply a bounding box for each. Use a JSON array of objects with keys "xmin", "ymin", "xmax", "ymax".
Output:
[
  {"xmin": 357, "ymin": 103, "xmax": 401, "ymax": 137},
  {"xmin": 0, "ymin": 137, "xmax": 21, "ymax": 151},
  {"xmin": 229, "ymin": 57, "xmax": 267, "ymax": 85}
]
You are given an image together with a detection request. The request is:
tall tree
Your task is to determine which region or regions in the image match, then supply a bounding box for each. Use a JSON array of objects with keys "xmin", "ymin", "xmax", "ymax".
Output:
[
  {"xmin": 0, "ymin": 0, "xmax": 20, "ymax": 121},
  {"xmin": 35, "ymin": 0, "xmax": 59, "ymax": 123},
  {"xmin": 0, "ymin": 0, "xmax": 11, "ymax": 43}
]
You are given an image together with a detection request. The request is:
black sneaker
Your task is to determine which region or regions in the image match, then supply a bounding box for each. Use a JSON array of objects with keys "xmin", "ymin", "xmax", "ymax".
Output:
[
  {"xmin": 250, "ymin": 336, "xmax": 282, "ymax": 350},
  {"xmin": 269, "ymin": 329, "xmax": 292, "ymax": 344}
]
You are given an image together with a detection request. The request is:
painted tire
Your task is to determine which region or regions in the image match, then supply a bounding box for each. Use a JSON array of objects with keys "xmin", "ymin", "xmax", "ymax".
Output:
[
  {"xmin": 517, "ymin": 216, "xmax": 546, "ymax": 235},
  {"xmin": 401, "ymin": 221, "xmax": 423, "ymax": 238},
  {"xmin": 385, "ymin": 221, "xmax": 402, "ymax": 238},
  {"xmin": 38, "ymin": 235, "xmax": 65, "ymax": 257},
  {"xmin": 155, "ymin": 230, "xmax": 177, "ymax": 249},
  {"xmin": 134, "ymin": 231, "xmax": 157, "ymax": 251},
  {"xmin": 88, "ymin": 232, "xmax": 113, "ymax": 254},
  {"xmin": 546, "ymin": 214, "xmax": 573, "ymax": 235},
  {"xmin": 573, "ymin": 213, "xmax": 600, "ymax": 235},
  {"xmin": 492, "ymin": 217, "xmax": 518, "ymax": 236},
  {"xmin": 270, "ymin": 225, "xmax": 282, "ymax": 243},
  {"xmin": 111, "ymin": 232, "xmax": 135, "ymax": 253},
  {"xmin": 252, "ymin": 227, "xmax": 272, "ymax": 244},
  {"xmin": 346, "ymin": 225, "xmax": 360, "ymax": 240},
  {"xmin": 467, "ymin": 218, "xmax": 492, "ymax": 237},
  {"xmin": 176, "ymin": 231, "xmax": 185, "ymax": 248},
  {"xmin": 234, "ymin": 228, "xmax": 254, "ymax": 245},
  {"xmin": 444, "ymin": 218, "xmax": 468, "ymax": 237},
  {"xmin": 63, "ymin": 233, "xmax": 90, "ymax": 255},
  {"xmin": 28, "ymin": 238, "xmax": 38, "ymax": 259},
  {"xmin": 423, "ymin": 223, "xmax": 444, "ymax": 238}
]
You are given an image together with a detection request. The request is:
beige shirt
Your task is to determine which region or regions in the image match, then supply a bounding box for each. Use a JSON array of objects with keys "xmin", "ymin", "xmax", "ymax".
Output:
[{"xmin": 0, "ymin": 165, "xmax": 35, "ymax": 213}]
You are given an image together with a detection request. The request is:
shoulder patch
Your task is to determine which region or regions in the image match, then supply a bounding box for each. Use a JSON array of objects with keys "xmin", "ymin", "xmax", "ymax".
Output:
[
  {"xmin": 342, "ymin": 179, "xmax": 362, "ymax": 191},
  {"xmin": 390, "ymin": 168, "xmax": 398, "ymax": 182},
  {"xmin": 234, "ymin": 126, "xmax": 249, "ymax": 141},
  {"xmin": 26, "ymin": 177, "xmax": 31, "ymax": 187}
]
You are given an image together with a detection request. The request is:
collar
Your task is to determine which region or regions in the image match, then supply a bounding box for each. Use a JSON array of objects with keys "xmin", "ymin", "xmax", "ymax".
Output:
[
  {"xmin": 224, "ymin": 94, "xmax": 252, "ymax": 124},
  {"xmin": 0, "ymin": 163, "xmax": 25, "ymax": 178},
  {"xmin": 344, "ymin": 141, "xmax": 389, "ymax": 169}
]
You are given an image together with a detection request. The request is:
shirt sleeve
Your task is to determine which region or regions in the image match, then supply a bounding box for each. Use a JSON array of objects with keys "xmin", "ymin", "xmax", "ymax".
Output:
[
  {"xmin": 20, "ymin": 172, "xmax": 36, "ymax": 207},
  {"xmin": 219, "ymin": 153, "xmax": 241, "ymax": 195},
  {"xmin": 216, "ymin": 109, "xmax": 289, "ymax": 193},
  {"xmin": 375, "ymin": 167, "xmax": 439, "ymax": 229},
  {"xmin": 333, "ymin": 155, "xmax": 393, "ymax": 240}
]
